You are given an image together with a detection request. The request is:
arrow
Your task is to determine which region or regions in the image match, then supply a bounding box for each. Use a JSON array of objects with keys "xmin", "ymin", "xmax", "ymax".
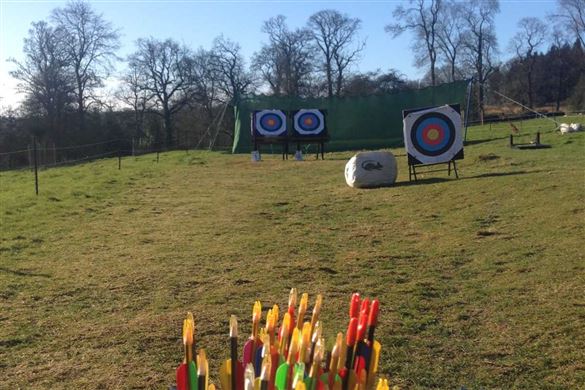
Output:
[
  {"xmin": 260, "ymin": 351, "xmax": 271, "ymax": 390},
  {"xmin": 309, "ymin": 295, "xmax": 322, "ymax": 335},
  {"xmin": 299, "ymin": 322, "xmax": 311, "ymax": 368},
  {"xmin": 306, "ymin": 337, "xmax": 323, "ymax": 390},
  {"xmin": 365, "ymin": 299, "xmax": 380, "ymax": 381},
  {"xmin": 349, "ymin": 293, "xmax": 361, "ymax": 319},
  {"xmin": 341, "ymin": 318, "xmax": 358, "ymax": 390},
  {"xmin": 177, "ymin": 314, "xmax": 197, "ymax": 390},
  {"xmin": 244, "ymin": 363, "xmax": 255, "ymax": 390},
  {"xmin": 353, "ymin": 305, "xmax": 369, "ymax": 374},
  {"xmin": 287, "ymin": 288, "xmax": 297, "ymax": 329},
  {"xmin": 197, "ymin": 349, "xmax": 208, "ymax": 390},
  {"xmin": 327, "ymin": 334, "xmax": 341, "ymax": 389},
  {"xmin": 231, "ymin": 315, "xmax": 239, "ymax": 390},
  {"xmin": 278, "ymin": 312, "xmax": 291, "ymax": 358},
  {"xmin": 375, "ymin": 378, "xmax": 388, "ymax": 390},
  {"xmin": 296, "ymin": 293, "xmax": 308, "ymax": 330},
  {"xmin": 244, "ymin": 301, "xmax": 262, "ymax": 368},
  {"xmin": 275, "ymin": 327, "xmax": 300, "ymax": 390}
]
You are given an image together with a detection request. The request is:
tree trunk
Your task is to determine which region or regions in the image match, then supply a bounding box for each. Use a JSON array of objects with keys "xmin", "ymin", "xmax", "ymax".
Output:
[
  {"xmin": 164, "ymin": 109, "xmax": 173, "ymax": 147},
  {"xmin": 326, "ymin": 60, "xmax": 333, "ymax": 98},
  {"xmin": 478, "ymin": 81, "xmax": 485, "ymax": 125},
  {"xmin": 527, "ymin": 70, "xmax": 533, "ymax": 109}
]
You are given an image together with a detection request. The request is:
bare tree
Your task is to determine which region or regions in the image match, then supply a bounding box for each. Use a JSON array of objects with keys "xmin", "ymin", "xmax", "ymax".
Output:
[
  {"xmin": 51, "ymin": 0, "xmax": 120, "ymax": 123},
  {"xmin": 128, "ymin": 38, "xmax": 201, "ymax": 147},
  {"xmin": 9, "ymin": 21, "xmax": 73, "ymax": 142},
  {"xmin": 550, "ymin": 0, "xmax": 585, "ymax": 47},
  {"xmin": 509, "ymin": 17, "xmax": 548, "ymax": 108},
  {"xmin": 461, "ymin": 0, "xmax": 500, "ymax": 123},
  {"xmin": 253, "ymin": 15, "xmax": 315, "ymax": 96},
  {"xmin": 386, "ymin": 0, "xmax": 443, "ymax": 86},
  {"xmin": 210, "ymin": 36, "xmax": 254, "ymax": 104},
  {"xmin": 436, "ymin": 1, "xmax": 466, "ymax": 82},
  {"xmin": 308, "ymin": 10, "xmax": 365, "ymax": 97},
  {"xmin": 116, "ymin": 66, "xmax": 154, "ymax": 138},
  {"xmin": 342, "ymin": 69, "xmax": 407, "ymax": 96}
]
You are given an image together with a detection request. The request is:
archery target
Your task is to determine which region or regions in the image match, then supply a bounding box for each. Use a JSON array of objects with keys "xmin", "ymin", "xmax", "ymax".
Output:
[
  {"xmin": 293, "ymin": 109, "xmax": 326, "ymax": 136},
  {"xmin": 253, "ymin": 110, "xmax": 287, "ymax": 137},
  {"xmin": 403, "ymin": 105, "xmax": 463, "ymax": 164}
]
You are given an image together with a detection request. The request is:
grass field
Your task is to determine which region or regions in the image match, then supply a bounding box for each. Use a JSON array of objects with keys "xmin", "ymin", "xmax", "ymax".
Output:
[{"xmin": 1, "ymin": 117, "xmax": 584, "ymax": 389}]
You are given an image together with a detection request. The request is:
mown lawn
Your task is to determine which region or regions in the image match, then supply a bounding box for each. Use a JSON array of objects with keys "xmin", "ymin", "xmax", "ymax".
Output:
[{"xmin": 1, "ymin": 117, "xmax": 584, "ymax": 389}]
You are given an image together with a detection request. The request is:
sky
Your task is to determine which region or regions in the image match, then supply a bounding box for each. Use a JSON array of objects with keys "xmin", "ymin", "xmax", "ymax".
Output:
[{"xmin": 0, "ymin": 0, "xmax": 559, "ymax": 110}]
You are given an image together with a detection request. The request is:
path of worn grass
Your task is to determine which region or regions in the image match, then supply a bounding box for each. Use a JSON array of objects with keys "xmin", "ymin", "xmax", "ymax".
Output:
[{"xmin": 1, "ymin": 117, "xmax": 584, "ymax": 389}]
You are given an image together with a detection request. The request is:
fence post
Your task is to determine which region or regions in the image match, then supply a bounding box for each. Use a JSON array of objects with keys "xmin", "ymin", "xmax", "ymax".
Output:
[
  {"xmin": 28, "ymin": 144, "xmax": 33, "ymax": 172},
  {"xmin": 33, "ymin": 136, "xmax": 39, "ymax": 195}
]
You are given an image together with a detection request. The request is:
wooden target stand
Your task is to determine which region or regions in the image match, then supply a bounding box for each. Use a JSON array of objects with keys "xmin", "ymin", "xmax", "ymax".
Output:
[
  {"xmin": 407, "ymin": 152, "xmax": 461, "ymax": 181},
  {"xmin": 509, "ymin": 132, "xmax": 551, "ymax": 149},
  {"xmin": 289, "ymin": 136, "xmax": 329, "ymax": 160},
  {"xmin": 252, "ymin": 136, "xmax": 289, "ymax": 160}
]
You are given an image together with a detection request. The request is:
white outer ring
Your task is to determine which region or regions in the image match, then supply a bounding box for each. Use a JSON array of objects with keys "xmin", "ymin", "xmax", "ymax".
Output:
[
  {"xmin": 403, "ymin": 105, "xmax": 463, "ymax": 164},
  {"xmin": 293, "ymin": 109, "xmax": 325, "ymax": 135},
  {"xmin": 255, "ymin": 110, "xmax": 287, "ymax": 136}
]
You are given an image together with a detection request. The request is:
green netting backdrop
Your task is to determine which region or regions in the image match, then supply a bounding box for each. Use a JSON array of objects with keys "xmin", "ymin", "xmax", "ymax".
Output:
[{"xmin": 232, "ymin": 80, "xmax": 469, "ymax": 154}]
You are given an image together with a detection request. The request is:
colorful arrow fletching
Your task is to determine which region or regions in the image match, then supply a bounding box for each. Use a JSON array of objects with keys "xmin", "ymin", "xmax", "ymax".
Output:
[
  {"xmin": 230, "ymin": 315, "xmax": 238, "ymax": 338},
  {"xmin": 346, "ymin": 318, "xmax": 358, "ymax": 347},
  {"xmin": 349, "ymin": 293, "xmax": 361, "ymax": 319},
  {"xmin": 368, "ymin": 300, "xmax": 380, "ymax": 327}
]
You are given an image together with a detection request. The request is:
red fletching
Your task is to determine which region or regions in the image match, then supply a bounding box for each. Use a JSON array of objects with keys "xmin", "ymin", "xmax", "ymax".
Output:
[
  {"xmin": 368, "ymin": 299, "xmax": 380, "ymax": 327},
  {"xmin": 360, "ymin": 298, "xmax": 370, "ymax": 320},
  {"xmin": 346, "ymin": 317, "xmax": 358, "ymax": 346},
  {"xmin": 176, "ymin": 364, "xmax": 188, "ymax": 390},
  {"xmin": 349, "ymin": 293, "xmax": 361, "ymax": 319},
  {"xmin": 357, "ymin": 312, "xmax": 368, "ymax": 340}
]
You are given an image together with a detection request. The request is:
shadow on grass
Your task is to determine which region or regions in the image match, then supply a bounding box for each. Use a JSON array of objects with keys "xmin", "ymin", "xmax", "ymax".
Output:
[
  {"xmin": 464, "ymin": 135, "xmax": 509, "ymax": 146},
  {"xmin": 390, "ymin": 170, "xmax": 543, "ymax": 187},
  {"xmin": 463, "ymin": 170, "xmax": 544, "ymax": 179},
  {"xmin": 0, "ymin": 266, "xmax": 51, "ymax": 278}
]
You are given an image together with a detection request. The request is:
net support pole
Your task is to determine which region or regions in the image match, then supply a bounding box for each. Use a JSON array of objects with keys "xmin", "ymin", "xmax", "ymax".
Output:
[
  {"xmin": 33, "ymin": 135, "xmax": 39, "ymax": 196},
  {"xmin": 463, "ymin": 78, "xmax": 474, "ymax": 143}
]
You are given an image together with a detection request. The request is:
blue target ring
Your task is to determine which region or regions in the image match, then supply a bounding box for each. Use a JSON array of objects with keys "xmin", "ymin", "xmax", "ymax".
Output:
[
  {"xmin": 297, "ymin": 112, "xmax": 321, "ymax": 132},
  {"xmin": 411, "ymin": 113, "xmax": 455, "ymax": 156},
  {"xmin": 254, "ymin": 110, "xmax": 287, "ymax": 137},
  {"xmin": 259, "ymin": 113, "xmax": 283, "ymax": 133},
  {"xmin": 293, "ymin": 109, "xmax": 325, "ymax": 136}
]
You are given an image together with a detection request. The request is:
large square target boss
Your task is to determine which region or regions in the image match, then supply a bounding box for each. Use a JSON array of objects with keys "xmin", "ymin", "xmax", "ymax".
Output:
[{"xmin": 402, "ymin": 104, "xmax": 464, "ymax": 165}]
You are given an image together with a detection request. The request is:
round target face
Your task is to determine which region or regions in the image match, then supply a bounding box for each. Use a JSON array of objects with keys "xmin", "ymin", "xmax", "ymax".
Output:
[
  {"xmin": 254, "ymin": 110, "xmax": 287, "ymax": 137},
  {"xmin": 411, "ymin": 112, "xmax": 455, "ymax": 156},
  {"xmin": 403, "ymin": 105, "xmax": 463, "ymax": 164},
  {"xmin": 293, "ymin": 109, "xmax": 325, "ymax": 136}
]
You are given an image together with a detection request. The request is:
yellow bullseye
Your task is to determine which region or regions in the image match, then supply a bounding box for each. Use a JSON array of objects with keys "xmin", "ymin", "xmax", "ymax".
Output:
[
  {"xmin": 427, "ymin": 128, "xmax": 440, "ymax": 141},
  {"xmin": 267, "ymin": 119, "xmax": 276, "ymax": 126}
]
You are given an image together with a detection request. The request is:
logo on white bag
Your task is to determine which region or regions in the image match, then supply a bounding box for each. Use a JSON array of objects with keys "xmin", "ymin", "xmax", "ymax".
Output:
[{"xmin": 361, "ymin": 160, "xmax": 383, "ymax": 171}]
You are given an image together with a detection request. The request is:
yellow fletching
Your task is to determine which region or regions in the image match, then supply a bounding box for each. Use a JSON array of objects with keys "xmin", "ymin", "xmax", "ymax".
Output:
[
  {"xmin": 253, "ymin": 301, "xmax": 262, "ymax": 323},
  {"xmin": 288, "ymin": 288, "xmax": 297, "ymax": 309},
  {"xmin": 376, "ymin": 379, "xmax": 389, "ymax": 390},
  {"xmin": 300, "ymin": 293, "xmax": 308, "ymax": 312}
]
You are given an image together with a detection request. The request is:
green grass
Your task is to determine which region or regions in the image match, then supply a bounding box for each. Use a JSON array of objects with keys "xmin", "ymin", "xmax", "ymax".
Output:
[{"xmin": 1, "ymin": 117, "xmax": 584, "ymax": 389}]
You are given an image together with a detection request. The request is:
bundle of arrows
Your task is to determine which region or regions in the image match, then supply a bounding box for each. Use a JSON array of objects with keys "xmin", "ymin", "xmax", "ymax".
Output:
[{"xmin": 175, "ymin": 291, "xmax": 392, "ymax": 390}]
